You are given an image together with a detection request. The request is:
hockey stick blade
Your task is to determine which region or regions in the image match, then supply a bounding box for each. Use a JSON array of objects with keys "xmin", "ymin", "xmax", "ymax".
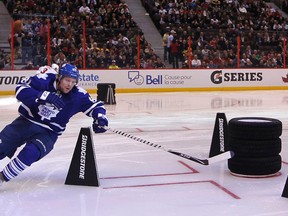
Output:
[{"xmin": 208, "ymin": 151, "xmax": 234, "ymax": 165}]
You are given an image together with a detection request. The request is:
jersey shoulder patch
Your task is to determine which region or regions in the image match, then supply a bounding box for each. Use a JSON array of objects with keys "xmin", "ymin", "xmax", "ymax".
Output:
[{"xmin": 35, "ymin": 66, "xmax": 57, "ymax": 81}]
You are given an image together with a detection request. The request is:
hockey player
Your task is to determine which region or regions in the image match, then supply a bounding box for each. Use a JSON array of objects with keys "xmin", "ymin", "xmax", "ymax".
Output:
[{"xmin": 0, "ymin": 63, "xmax": 108, "ymax": 185}]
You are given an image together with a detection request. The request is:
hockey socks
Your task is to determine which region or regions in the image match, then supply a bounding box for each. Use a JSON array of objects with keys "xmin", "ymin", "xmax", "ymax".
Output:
[
  {"xmin": 2, "ymin": 157, "xmax": 28, "ymax": 182},
  {"xmin": 1, "ymin": 143, "xmax": 41, "ymax": 182}
]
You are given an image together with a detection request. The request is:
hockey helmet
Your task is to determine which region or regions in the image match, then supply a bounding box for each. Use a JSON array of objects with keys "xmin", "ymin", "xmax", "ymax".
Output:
[{"xmin": 58, "ymin": 63, "xmax": 80, "ymax": 83}]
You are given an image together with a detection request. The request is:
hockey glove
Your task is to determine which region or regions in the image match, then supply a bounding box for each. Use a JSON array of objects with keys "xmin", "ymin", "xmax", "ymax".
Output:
[
  {"xmin": 37, "ymin": 91, "xmax": 65, "ymax": 110},
  {"xmin": 93, "ymin": 113, "xmax": 108, "ymax": 133}
]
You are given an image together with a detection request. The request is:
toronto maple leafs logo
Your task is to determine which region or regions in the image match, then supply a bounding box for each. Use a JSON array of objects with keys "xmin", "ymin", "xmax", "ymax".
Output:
[{"xmin": 38, "ymin": 104, "xmax": 59, "ymax": 120}]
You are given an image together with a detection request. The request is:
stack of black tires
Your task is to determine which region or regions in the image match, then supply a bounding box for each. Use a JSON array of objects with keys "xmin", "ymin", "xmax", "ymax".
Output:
[{"xmin": 228, "ymin": 117, "xmax": 282, "ymax": 177}]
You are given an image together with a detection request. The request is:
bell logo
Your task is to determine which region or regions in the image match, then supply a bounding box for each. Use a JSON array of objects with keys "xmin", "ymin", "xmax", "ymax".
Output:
[{"xmin": 146, "ymin": 75, "xmax": 163, "ymax": 85}]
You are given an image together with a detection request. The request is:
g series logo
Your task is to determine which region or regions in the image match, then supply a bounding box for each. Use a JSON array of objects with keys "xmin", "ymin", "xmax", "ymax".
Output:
[{"xmin": 210, "ymin": 70, "xmax": 263, "ymax": 84}]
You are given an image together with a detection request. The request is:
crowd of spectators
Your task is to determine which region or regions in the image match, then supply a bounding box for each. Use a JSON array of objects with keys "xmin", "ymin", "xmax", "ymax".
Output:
[
  {"xmin": 2, "ymin": 0, "xmax": 288, "ymax": 70},
  {"xmin": 142, "ymin": 0, "xmax": 288, "ymax": 68},
  {"xmin": 1, "ymin": 0, "xmax": 165, "ymax": 69}
]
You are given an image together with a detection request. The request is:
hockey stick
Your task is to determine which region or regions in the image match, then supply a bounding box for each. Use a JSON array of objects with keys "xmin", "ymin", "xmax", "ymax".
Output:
[{"xmin": 106, "ymin": 127, "xmax": 234, "ymax": 165}]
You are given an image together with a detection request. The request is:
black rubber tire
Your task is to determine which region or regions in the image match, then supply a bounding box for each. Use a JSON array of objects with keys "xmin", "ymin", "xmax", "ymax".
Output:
[
  {"xmin": 229, "ymin": 117, "xmax": 282, "ymax": 140},
  {"xmin": 228, "ymin": 155, "xmax": 282, "ymax": 176},
  {"xmin": 229, "ymin": 137, "xmax": 282, "ymax": 157}
]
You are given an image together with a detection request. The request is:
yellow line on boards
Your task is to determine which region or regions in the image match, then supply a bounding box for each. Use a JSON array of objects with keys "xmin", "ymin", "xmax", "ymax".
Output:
[
  {"xmin": 1, "ymin": 86, "xmax": 288, "ymax": 96},
  {"xmin": 95, "ymin": 86, "xmax": 288, "ymax": 93}
]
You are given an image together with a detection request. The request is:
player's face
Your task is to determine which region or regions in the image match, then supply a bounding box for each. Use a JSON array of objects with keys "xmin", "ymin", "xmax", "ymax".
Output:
[{"xmin": 58, "ymin": 76, "xmax": 77, "ymax": 94}]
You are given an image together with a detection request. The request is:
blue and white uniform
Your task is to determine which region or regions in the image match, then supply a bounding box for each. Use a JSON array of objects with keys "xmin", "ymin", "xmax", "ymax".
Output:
[
  {"xmin": 0, "ymin": 64, "xmax": 108, "ymax": 183},
  {"xmin": 16, "ymin": 65, "xmax": 105, "ymax": 135}
]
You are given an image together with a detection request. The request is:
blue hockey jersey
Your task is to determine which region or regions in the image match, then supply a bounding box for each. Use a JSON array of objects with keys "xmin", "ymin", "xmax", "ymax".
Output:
[{"xmin": 15, "ymin": 66, "xmax": 106, "ymax": 135}]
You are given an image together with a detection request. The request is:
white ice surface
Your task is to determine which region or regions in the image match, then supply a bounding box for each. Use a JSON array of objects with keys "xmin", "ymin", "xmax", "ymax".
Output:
[{"xmin": 0, "ymin": 91, "xmax": 288, "ymax": 216}]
